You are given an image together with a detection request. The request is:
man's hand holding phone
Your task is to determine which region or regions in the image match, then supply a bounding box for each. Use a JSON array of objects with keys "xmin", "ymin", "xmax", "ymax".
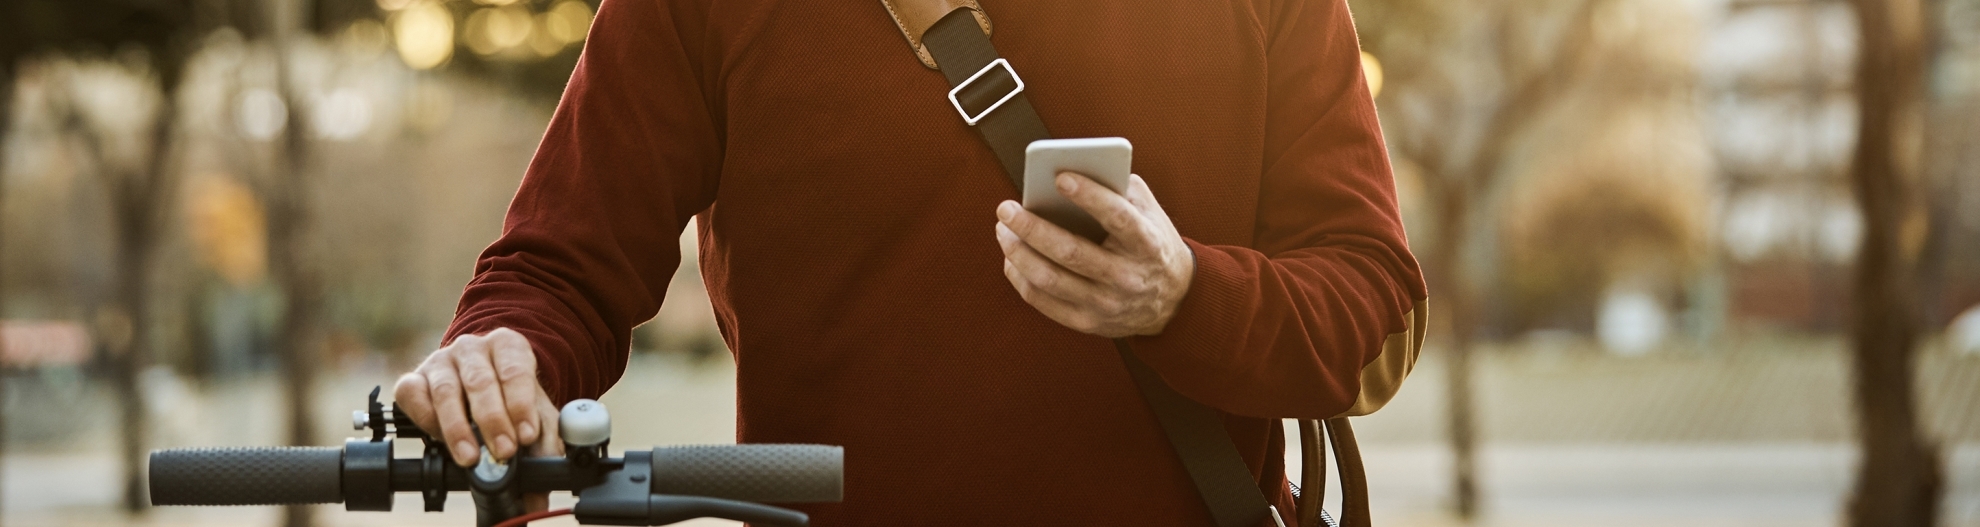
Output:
[{"xmin": 994, "ymin": 172, "xmax": 1195, "ymax": 338}]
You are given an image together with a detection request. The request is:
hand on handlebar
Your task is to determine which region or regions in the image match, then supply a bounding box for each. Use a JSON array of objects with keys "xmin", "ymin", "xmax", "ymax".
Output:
[
  {"xmin": 148, "ymin": 383, "xmax": 843, "ymax": 527},
  {"xmin": 394, "ymin": 328, "xmax": 563, "ymax": 467}
]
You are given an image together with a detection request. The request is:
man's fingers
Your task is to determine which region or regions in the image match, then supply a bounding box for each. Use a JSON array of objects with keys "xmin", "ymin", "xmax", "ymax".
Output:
[
  {"xmin": 486, "ymin": 329, "xmax": 541, "ymax": 447},
  {"xmin": 992, "ymin": 173, "xmax": 1191, "ymax": 339},
  {"xmin": 997, "ymin": 224, "xmax": 1117, "ymax": 312},
  {"xmin": 1123, "ymin": 174, "xmax": 1165, "ymax": 217},
  {"xmin": 530, "ymin": 386, "xmax": 564, "ymax": 456},
  {"xmin": 521, "ymin": 385, "xmax": 561, "ymax": 515},
  {"xmin": 1056, "ymin": 172, "xmax": 1160, "ymax": 254},
  {"xmin": 1122, "ymin": 175, "xmax": 1182, "ymax": 243},
  {"xmin": 392, "ymin": 372, "xmax": 441, "ymax": 438},
  {"xmin": 451, "ymin": 341, "xmax": 518, "ymax": 462},
  {"xmin": 1002, "ymin": 258, "xmax": 1100, "ymax": 333},
  {"xmin": 421, "ymin": 361, "xmax": 480, "ymax": 466},
  {"xmin": 996, "ymin": 201, "xmax": 1123, "ymax": 280}
]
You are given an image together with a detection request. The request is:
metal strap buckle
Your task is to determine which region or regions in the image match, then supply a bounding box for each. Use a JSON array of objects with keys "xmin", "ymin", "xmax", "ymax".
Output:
[{"xmin": 947, "ymin": 58, "xmax": 1024, "ymax": 126}]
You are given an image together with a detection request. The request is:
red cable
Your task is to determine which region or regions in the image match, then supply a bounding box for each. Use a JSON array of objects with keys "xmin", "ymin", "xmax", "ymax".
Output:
[{"xmin": 492, "ymin": 508, "xmax": 574, "ymax": 527}]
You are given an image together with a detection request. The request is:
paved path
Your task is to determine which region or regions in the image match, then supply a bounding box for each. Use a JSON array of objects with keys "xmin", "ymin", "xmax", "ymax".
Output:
[
  {"xmin": 2, "ymin": 349, "xmax": 1975, "ymax": 526},
  {"xmin": 7, "ymin": 442, "xmax": 1974, "ymax": 526}
]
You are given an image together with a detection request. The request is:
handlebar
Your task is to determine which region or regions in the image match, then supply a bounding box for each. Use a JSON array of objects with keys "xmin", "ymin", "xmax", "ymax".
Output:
[
  {"xmin": 149, "ymin": 446, "xmax": 344, "ymax": 505},
  {"xmin": 146, "ymin": 388, "xmax": 843, "ymax": 527},
  {"xmin": 148, "ymin": 444, "xmax": 843, "ymax": 503}
]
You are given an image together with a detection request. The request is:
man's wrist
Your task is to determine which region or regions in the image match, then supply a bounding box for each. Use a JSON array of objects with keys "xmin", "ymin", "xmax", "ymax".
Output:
[{"xmin": 1136, "ymin": 238, "xmax": 1198, "ymax": 336}]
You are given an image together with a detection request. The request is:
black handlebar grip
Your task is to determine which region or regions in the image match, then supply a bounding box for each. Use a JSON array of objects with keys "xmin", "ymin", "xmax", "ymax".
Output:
[
  {"xmin": 649, "ymin": 444, "xmax": 844, "ymax": 503},
  {"xmin": 149, "ymin": 447, "xmax": 344, "ymax": 506}
]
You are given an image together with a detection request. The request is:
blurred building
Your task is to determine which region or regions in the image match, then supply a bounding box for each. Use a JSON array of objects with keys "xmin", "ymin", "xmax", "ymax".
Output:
[{"xmin": 1700, "ymin": 0, "xmax": 1980, "ymax": 336}]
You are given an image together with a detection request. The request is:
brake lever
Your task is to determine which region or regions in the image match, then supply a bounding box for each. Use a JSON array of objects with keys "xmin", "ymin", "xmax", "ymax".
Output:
[
  {"xmin": 646, "ymin": 495, "xmax": 808, "ymax": 527},
  {"xmin": 572, "ymin": 448, "xmax": 809, "ymax": 526}
]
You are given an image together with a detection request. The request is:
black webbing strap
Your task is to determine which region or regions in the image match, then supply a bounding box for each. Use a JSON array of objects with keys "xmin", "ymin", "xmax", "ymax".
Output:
[
  {"xmin": 917, "ymin": 9, "xmax": 1276, "ymax": 527},
  {"xmin": 921, "ymin": 11, "xmax": 1050, "ymax": 188},
  {"xmin": 1115, "ymin": 341, "xmax": 1278, "ymax": 527}
]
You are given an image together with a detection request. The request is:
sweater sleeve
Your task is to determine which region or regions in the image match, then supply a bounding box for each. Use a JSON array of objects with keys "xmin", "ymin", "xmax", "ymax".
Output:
[
  {"xmin": 443, "ymin": 0, "xmax": 722, "ymax": 404},
  {"xmin": 1128, "ymin": 0, "xmax": 1428, "ymax": 419}
]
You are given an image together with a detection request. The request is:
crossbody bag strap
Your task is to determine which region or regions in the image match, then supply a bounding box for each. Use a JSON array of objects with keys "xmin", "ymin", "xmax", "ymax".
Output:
[
  {"xmin": 877, "ymin": 3, "xmax": 1278, "ymax": 526},
  {"xmin": 1323, "ymin": 418, "xmax": 1372, "ymax": 527},
  {"xmin": 1297, "ymin": 420, "xmax": 1328, "ymax": 527},
  {"xmin": 908, "ymin": 5, "xmax": 1049, "ymax": 186},
  {"xmin": 1298, "ymin": 418, "xmax": 1371, "ymax": 527},
  {"xmin": 1117, "ymin": 341, "xmax": 1280, "ymax": 527}
]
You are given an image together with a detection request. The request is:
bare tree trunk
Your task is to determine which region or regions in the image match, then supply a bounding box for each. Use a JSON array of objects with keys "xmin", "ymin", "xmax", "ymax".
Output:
[
  {"xmin": 0, "ymin": 61, "xmax": 15, "ymax": 527},
  {"xmin": 270, "ymin": 11, "xmax": 323, "ymax": 525},
  {"xmin": 1845, "ymin": 0, "xmax": 1942, "ymax": 525},
  {"xmin": 1912, "ymin": 0, "xmax": 1952, "ymax": 329},
  {"xmin": 1429, "ymin": 187, "xmax": 1479, "ymax": 520},
  {"xmin": 111, "ymin": 233, "xmax": 153, "ymax": 514},
  {"xmin": 1423, "ymin": 4, "xmax": 1609, "ymax": 517},
  {"xmin": 270, "ymin": 136, "xmax": 322, "ymax": 527},
  {"xmin": 105, "ymin": 64, "xmax": 185, "ymax": 515}
]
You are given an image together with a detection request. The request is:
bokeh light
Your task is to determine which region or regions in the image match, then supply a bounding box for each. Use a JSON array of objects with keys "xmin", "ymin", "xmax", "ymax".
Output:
[
  {"xmin": 466, "ymin": 5, "xmax": 533, "ymax": 57},
  {"xmin": 546, "ymin": 0, "xmax": 594, "ymax": 45},
  {"xmin": 392, "ymin": 1, "xmax": 454, "ymax": 70},
  {"xmin": 1360, "ymin": 51, "xmax": 1383, "ymax": 99},
  {"xmin": 235, "ymin": 88, "xmax": 286, "ymax": 140},
  {"xmin": 313, "ymin": 88, "xmax": 373, "ymax": 141},
  {"xmin": 529, "ymin": 13, "xmax": 568, "ymax": 57},
  {"xmin": 341, "ymin": 19, "xmax": 391, "ymax": 58}
]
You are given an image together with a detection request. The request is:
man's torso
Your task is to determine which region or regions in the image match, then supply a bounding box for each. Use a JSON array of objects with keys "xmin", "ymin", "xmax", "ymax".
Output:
[{"xmin": 664, "ymin": 0, "xmax": 1290, "ymax": 523}]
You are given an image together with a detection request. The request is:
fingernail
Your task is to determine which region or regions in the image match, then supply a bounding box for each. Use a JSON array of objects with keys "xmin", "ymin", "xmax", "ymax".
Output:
[
  {"xmin": 454, "ymin": 440, "xmax": 477, "ymax": 465},
  {"xmin": 996, "ymin": 201, "xmax": 1017, "ymax": 222},
  {"xmin": 518, "ymin": 422, "xmax": 536, "ymax": 443},
  {"xmin": 493, "ymin": 435, "xmax": 515, "ymax": 459},
  {"xmin": 1058, "ymin": 174, "xmax": 1078, "ymax": 193}
]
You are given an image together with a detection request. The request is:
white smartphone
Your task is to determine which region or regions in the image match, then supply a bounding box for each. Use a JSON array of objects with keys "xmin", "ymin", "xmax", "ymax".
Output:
[{"xmin": 1022, "ymin": 137, "xmax": 1133, "ymax": 242}]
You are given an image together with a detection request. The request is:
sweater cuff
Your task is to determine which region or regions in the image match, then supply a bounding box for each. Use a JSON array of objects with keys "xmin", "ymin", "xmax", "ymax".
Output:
[{"xmin": 1131, "ymin": 238, "xmax": 1250, "ymax": 369}]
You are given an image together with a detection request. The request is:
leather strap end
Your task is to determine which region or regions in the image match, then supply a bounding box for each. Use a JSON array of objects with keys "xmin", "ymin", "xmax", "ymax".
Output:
[
  {"xmin": 1296, "ymin": 419, "xmax": 1325, "ymax": 527},
  {"xmin": 879, "ymin": 0, "xmax": 992, "ymax": 69},
  {"xmin": 1324, "ymin": 418, "xmax": 1372, "ymax": 527}
]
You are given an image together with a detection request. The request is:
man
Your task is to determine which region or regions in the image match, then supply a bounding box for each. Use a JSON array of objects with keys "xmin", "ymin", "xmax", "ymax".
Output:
[{"xmin": 394, "ymin": 0, "xmax": 1426, "ymax": 524}]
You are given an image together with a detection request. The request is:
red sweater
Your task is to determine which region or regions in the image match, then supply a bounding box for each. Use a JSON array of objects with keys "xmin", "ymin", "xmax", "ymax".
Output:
[{"xmin": 445, "ymin": 0, "xmax": 1426, "ymax": 524}]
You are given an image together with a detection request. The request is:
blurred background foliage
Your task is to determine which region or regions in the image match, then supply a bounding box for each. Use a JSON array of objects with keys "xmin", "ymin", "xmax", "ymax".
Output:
[
  {"xmin": 0, "ymin": 0, "xmax": 597, "ymax": 342},
  {"xmin": 0, "ymin": 0, "xmax": 1977, "ymax": 525}
]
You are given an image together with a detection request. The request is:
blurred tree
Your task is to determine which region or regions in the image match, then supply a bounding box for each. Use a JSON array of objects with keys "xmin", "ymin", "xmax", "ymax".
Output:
[
  {"xmin": 0, "ymin": 5, "xmax": 18, "ymax": 523},
  {"xmin": 3, "ymin": 0, "xmax": 592, "ymax": 521},
  {"xmin": 1844, "ymin": 0, "xmax": 1942, "ymax": 524},
  {"xmin": 242, "ymin": 0, "xmax": 333, "ymax": 524},
  {"xmin": 5, "ymin": 0, "xmax": 198, "ymax": 514},
  {"xmin": 213, "ymin": 1, "xmax": 365, "ymax": 524},
  {"xmin": 1913, "ymin": 0, "xmax": 1962, "ymax": 335},
  {"xmin": 232, "ymin": 0, "xmax": 591, "ymax": 521},
  {"xmin": 1350, "ymin": 0, "xmax": 1612, "ymax": 517}
]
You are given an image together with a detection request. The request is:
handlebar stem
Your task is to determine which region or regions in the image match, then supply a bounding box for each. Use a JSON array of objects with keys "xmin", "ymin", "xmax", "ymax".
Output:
[{"xmin": 470, "ymin": 454, "xmax": 524, "ymax": 527}]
